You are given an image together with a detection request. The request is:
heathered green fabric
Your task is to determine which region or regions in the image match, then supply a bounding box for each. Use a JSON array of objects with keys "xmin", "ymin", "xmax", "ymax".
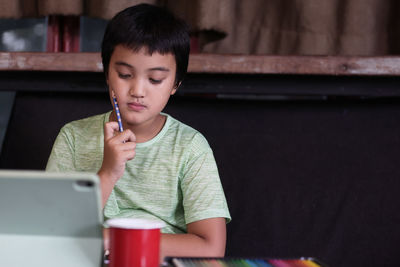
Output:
[{"xmin": 46, "ymin": 111, "xmax": 231, "ymax": 233}]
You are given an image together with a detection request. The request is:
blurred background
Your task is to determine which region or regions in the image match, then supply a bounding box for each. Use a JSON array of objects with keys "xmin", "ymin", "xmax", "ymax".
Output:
[{"xmin": 0, "ymin": 0, "xmax": 400, "ymax": 54}]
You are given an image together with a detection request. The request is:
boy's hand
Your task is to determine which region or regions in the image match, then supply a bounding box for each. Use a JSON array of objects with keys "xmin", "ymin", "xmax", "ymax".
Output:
[{"xmin": 99, "ymin": 121, "xmax": 136, "ymax": 184}]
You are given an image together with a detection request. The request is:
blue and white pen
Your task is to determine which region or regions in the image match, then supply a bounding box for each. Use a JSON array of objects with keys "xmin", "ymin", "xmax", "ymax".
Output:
[{"xmin": 112, "ymin": 92, "xmax": 124, "ymax": 132}]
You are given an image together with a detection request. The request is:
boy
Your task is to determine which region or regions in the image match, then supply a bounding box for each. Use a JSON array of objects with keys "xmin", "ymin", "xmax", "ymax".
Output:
[{"xmin": 46, "ymin": 3, "xmax": 231, "ymax": 259}]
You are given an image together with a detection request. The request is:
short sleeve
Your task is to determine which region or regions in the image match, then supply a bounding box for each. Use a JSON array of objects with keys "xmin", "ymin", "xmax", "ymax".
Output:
[
  {"xmin": 180, "ymin": 133, "xmax": 231, "ymax": 224},
  {"xmin": 46, "ymin": 125, "xmax": 75, "ymax": 172}
]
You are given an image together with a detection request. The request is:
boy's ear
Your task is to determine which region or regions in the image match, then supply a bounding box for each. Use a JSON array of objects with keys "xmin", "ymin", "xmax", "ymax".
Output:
[{"xmin": 171, "ymin": 82, "xmax": 181, "ymax": 95}]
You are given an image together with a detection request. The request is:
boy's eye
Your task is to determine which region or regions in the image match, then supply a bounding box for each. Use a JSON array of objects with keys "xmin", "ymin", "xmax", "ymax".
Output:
[
  {"xmin": 149, "ymin": 78, "xmax": 162, "ymax": 84},
  {"xmin": 118, "ymin": 73, "xmax": 131, "ymax": 79}
]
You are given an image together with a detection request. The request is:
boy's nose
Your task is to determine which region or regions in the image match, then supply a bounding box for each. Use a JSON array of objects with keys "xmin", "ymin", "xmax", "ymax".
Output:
[{"xmin": 129, "ymin": 80, "xmax": 146, "ymax": 98}]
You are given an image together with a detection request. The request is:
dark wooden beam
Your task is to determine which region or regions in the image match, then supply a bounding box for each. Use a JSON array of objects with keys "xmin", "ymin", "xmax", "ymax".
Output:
[{"xmin": 1, "ymin": 52, "xmax": 400, "ymax": 76}]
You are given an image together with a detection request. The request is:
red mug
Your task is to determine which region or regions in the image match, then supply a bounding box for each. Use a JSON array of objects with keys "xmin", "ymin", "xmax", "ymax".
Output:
[{"xmin": 106, "ymin": 218, "xmax": 165, "ymax": 267}]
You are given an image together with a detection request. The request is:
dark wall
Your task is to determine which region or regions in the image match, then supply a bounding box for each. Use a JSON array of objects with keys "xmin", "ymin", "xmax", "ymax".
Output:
[{"xmin": 1, "ymin": 87, "xmax": 400, "ymax": 267}]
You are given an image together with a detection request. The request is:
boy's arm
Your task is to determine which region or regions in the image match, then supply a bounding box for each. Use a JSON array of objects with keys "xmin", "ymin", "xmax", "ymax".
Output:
[
  {"xmin": 160, "ymin": 217, "xmax": 226, "ymax": 259},
  {"xmin": 98, "ymin": 121, "xmax": 136, "ymax": 207},
  {"xmin": 102, "ymin": 217, "xmax": 226, "ymax": 260},
  {"xmin": 159, "ymin": 134, "xmax": 230, "ymax": 259}
]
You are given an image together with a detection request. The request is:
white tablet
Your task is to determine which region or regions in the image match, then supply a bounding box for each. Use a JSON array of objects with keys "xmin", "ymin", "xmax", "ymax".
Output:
[{"xmin": 0, "ymin": 170, "xmax": 103, "ymax": 267}]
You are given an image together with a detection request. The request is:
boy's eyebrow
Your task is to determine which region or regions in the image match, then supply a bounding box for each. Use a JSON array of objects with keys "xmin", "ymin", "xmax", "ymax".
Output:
[
  {"xmin": 115, "ymin": 61, "xmax": 170, "ymax": 72},
  {"xmin": 115, "ymin": 61, "xmax": 134, "ymax": 68},
  {"xmin": 148, "ymin": 67, "xmax": 170, "ymax": 72}
]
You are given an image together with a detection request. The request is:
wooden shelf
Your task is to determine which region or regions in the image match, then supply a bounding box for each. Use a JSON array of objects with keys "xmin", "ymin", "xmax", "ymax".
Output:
[{"xmin": 1, "ymin": 52, "xmax": 400, "ymax": 76}]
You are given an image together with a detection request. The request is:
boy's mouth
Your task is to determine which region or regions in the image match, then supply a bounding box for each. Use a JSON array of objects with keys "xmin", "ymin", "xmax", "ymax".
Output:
[{"xmin": 127, "ymin": 102, "xmax": 146, "ymax": 111}]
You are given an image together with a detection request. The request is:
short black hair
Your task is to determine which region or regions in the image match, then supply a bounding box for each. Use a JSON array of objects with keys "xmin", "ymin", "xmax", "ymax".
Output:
[{"xmin": 101, "ymin": 3, "xmax": 190, "ymax": 87}]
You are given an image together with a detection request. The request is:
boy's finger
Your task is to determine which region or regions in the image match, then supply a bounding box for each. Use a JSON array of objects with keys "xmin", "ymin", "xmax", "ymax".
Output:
[
  {"xmin": 123, "ymin": 150, "xmax": 136, "ymax": 161},
  {"xmin": 104, "ymin": 122, "xmax": 120, "ymax": 141},
  {"xmin": 119, "ymin": 129, "xmax": 136, "ymax": 143},
  {"xmin": 120, "ymin": 142, "xmax": 136, "ymax": 152}
]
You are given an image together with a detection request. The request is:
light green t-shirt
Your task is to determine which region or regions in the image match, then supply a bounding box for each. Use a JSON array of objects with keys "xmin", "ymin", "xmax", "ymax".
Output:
[{"xmin": 46, "ymin": 111, "xmax": 231, "ymax": 233}]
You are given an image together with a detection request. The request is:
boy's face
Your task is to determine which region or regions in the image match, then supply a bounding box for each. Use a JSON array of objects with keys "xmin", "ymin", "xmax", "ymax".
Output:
[{"xmin": 107, "ymin": 45, "xmax": 177, "ymax": 128}]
